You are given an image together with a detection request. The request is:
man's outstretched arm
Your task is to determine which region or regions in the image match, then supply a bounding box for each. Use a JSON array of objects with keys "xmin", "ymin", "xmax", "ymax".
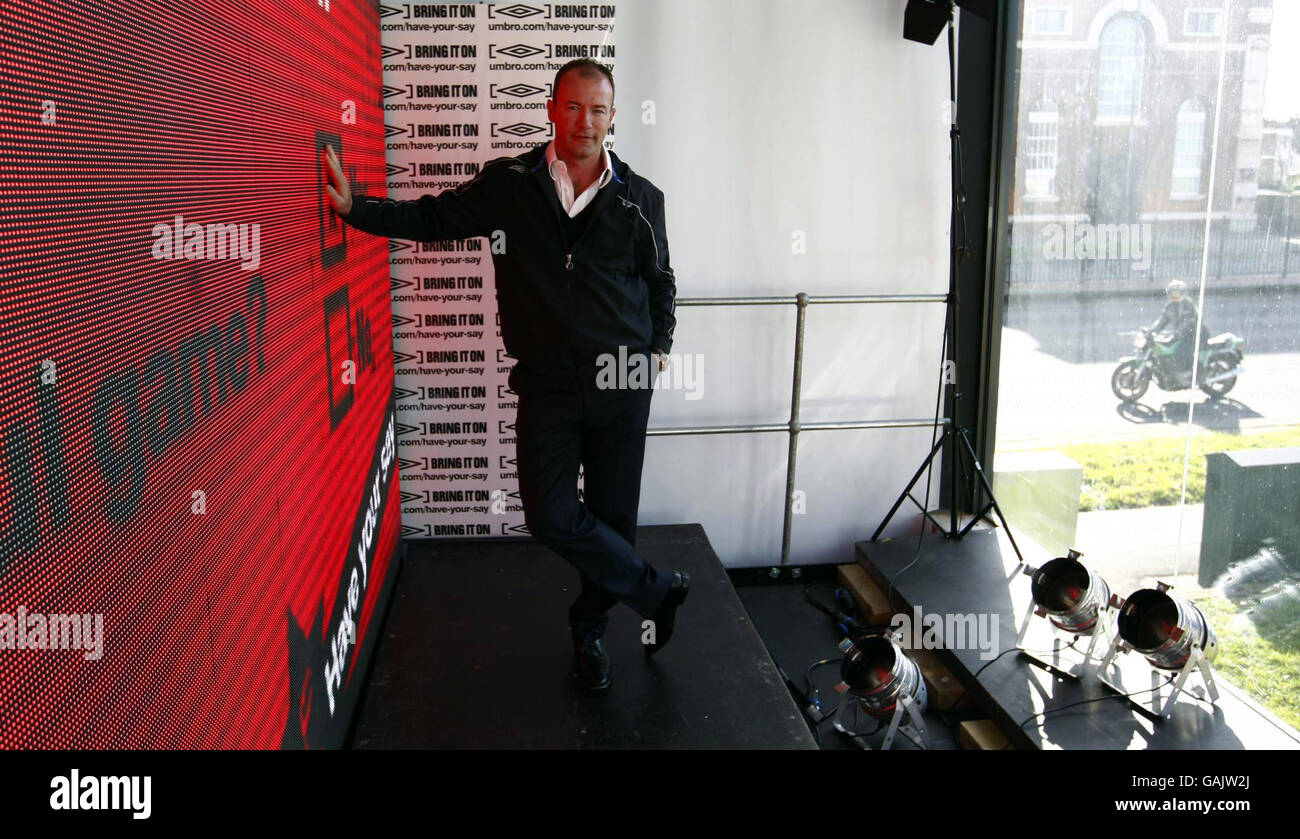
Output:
[{"xmin": 323, "ymin": 144, "xmax": 495, "ymax": 241}]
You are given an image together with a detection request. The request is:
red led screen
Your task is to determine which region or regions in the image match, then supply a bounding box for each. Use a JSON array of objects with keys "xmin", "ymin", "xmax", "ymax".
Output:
[{"xmin": 0, "ymin": 0, "xmax": 400, "ymax": 748}]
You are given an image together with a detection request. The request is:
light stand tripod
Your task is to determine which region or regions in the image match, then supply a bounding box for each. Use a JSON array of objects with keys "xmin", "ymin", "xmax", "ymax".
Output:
[{"xmin": 872, "ymin": 3, "xmax": 1024, "ymax": 566}]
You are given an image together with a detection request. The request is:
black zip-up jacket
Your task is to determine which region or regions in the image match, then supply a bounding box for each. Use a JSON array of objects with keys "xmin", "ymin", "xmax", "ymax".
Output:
[
  {"xmin": 341, "ymin": 142, "xmax": 677, "ymax": 393},
  {"xmin": 1151, "ymin": 298, "xmax": 1203, "ymax": 340}
]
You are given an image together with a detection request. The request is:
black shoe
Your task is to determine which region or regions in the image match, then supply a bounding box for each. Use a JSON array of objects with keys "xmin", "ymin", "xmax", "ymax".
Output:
[
  {"xmin": 574, "ymin": 636, "xmax": 612, "ymax": 691},
  {"xmin": 644, "ymin": 571, "xmax": 690, "ymax": 658}
]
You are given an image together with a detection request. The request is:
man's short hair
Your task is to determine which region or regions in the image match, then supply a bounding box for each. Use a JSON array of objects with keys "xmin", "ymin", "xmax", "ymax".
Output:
[{"xmin": 552, "ymin": 58, "xmax": 615, "ymax": 101}]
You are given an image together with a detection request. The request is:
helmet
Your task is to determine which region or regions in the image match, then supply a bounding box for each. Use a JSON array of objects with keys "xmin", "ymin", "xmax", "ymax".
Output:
[{"xmin": 1166, "ymin": 280, "xmax": 1187, "ymax": 298}]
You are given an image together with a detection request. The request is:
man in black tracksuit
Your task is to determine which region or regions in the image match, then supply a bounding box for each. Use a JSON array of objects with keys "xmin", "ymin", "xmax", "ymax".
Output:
[{"xmin": 324, "ymin": 59, "xmax": 689, "ymax": 691}]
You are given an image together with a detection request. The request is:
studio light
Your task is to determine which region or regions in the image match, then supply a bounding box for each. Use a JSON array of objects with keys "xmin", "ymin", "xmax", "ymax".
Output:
[
  {"xmin": 903, "ymin": 0, "xmax": 996, "ymax": 45},
  {"xmin": 1015, "ymin": 549, "xmax": 1116, "ymax": 678},
  {"xmin": 1032, "ymin": 553, "xmax": 1111, "ymax": 634},
  {"xmin": 1116, "ymin": 587, "xmax": 1218, "ymax": 671},
  {"xmin": 831, "ymin": 632, "xmax": 931, "ymax": 750},
  {"xmin": 1097, "ymin": 583, "xmax": 1221, "ymax": 720}
]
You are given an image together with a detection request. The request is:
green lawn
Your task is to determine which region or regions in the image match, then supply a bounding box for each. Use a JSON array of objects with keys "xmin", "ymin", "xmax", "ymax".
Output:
[
  {"xmin": 1056, "ymin": 428, "xmax": 1300, "ymax": 512},
  {"xmin": 1195, "ymin": 591, "xmax": 1300, "ymax": 731}
]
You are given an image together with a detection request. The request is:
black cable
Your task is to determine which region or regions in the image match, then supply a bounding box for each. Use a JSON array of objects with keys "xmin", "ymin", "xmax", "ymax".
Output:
[
  {"xmin": 812, "ymin": 707, "xmax": 837, "ymax": 748},
  {"xmin": 803, "ymin": 583, "xmax": 885, "ymax": 639},
  {"xmin": 811, "ymin": 703, "xmax": 868, "ymax": 748},
  {"xmin": 948, "ymin": 637, "xmax": 1081, "ymax": 709},
  {"xmin": 1015, "ymin": 674, "xmax": 1178, "ymax": 735},
  {"xmin": 979, "ymin": 637, "xmax": 1080, "ymax": 679},
  {"xmin": 802, "ymin": 583, "xmax": 838, "ymax": 619},
  {"xmin": 831, "ymin": 700, "xmax": 885, "ymax": 741},
  {"xmin": 841, "ymin": 720, "xmax": 886, "ymax": 740},
  {"xmin": 787, "ymin": 661, "xmax": 836, "ymax": 748},
  {"xmin": 971, "ymin": 646, "xmax": 1023, "ymax": 680},
  {"xmin": 939, "ymin": 642, "xmax": 1065, "ymax": 746},
  {"xmin": 804, "ymin": 657, "xmax": 839, "ymax": 716}
]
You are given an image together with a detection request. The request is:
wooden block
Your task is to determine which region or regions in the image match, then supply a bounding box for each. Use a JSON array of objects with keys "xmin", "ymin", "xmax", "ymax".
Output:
[
  {"xmin": 959, "ymin": 720, "xmax": 1011, "ymax": 751},
  {"xmin": 835, "ymin": 564, "xmax": 893, "ymax": 625},
  {"xmin": 907, "ymin": 648, "xmax": 963, "ymax": 711}
]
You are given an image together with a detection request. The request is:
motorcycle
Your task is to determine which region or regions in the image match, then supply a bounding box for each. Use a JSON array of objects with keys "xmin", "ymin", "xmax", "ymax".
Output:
[{"xmin": 1110, "ymin": 327, "xmax": 1245, "ymax": 402}]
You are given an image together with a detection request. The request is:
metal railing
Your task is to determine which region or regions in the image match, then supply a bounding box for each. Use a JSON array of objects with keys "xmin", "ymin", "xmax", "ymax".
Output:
[
  {"xmin": 644, "ymin": 292, "xmax": 950, "ymax": 571},
  {"xmin": 1006, "ymin": 216, "xmax": 1300, "ymax": 288}
]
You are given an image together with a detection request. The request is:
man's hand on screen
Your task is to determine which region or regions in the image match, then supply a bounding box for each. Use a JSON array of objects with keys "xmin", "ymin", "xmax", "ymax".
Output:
[{"xmin": 323, "ymin": 144, "xmax": 353, "ymax": 216}]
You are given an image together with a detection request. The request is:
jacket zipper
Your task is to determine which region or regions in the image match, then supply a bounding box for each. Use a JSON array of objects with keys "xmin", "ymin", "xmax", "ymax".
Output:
[
  {"xmin": 564, "ymin": 182, "xmax": 625, "ymax": 270},
  {"xmin": 529, "ymin": 164, "xmax": 578, "ymax": 272}
]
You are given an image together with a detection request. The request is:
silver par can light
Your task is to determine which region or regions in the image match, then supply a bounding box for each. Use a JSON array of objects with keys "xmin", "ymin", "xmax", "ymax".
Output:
[
  {"xmin": 1030, "ymin": 554, "xmax": 1111, "ymax": 635},
  {"xmin": 1015, "ymin": 549, "xmax": 1117, "ymax": 679},
  {"xmin": 838, "ymin": 633, "xmax": 928, "ymax": 718},
  {"xmin": 1097, "ymin": 583, "xmax": 1221, "ymax": 720},
  {"xmin": 1116, "ymin": 587, "xmax": 1218, "ymax": 670},
  {"xmin": 832, "ymin": 632, "xmax": 932, "ymax": 750}
]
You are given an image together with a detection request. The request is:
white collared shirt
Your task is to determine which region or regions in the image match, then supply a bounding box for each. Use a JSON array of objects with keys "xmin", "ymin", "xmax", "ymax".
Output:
[{"xmin": 546, "ymin": 140, "xmax": 613, "ymax": 217}]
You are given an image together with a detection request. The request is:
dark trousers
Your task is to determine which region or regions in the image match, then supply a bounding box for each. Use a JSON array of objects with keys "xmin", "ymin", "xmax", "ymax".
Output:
[
  {"xmin": 1174, "ymin": 327, "xmax": 1206, "ymax": 379},
  {"xmin": 514, "ymin": 356, "xmax": 673, "ymax": 644}
]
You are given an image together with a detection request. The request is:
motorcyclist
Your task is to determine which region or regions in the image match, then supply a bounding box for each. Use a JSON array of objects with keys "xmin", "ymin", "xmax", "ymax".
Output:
[{"xmin": 1150, "ymin": 279, "xmax": 1208, "ymax": 385}]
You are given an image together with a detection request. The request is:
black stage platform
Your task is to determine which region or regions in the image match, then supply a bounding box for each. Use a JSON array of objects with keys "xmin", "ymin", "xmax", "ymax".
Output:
[
  {"xmin": 350, "ymin": 524, "xmax": 816, "ymax": 748},
  {"xmin": 858, "ymin": 525, "xmax": 1300, "ymax": 750}
]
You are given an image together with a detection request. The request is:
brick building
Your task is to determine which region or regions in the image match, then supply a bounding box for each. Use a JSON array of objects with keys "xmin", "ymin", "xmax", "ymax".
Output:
[{"xmin": 1013, "ymin": 1, "xmax": 1273, "ymax": 229}]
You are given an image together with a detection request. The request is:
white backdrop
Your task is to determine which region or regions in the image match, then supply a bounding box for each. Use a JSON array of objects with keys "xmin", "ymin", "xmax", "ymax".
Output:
[
  {"xmin": 383, "ymin": 0, "xmax": 952, "ymax": 566},
  {"xmin": 616, "ymin": 0, "xmax": 951, "ymax": 567}
]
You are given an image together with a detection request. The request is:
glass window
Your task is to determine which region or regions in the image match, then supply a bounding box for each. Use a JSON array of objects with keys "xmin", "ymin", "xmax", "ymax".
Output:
[
  {"xmin": 1031, "ymin": 7, "xmax": 1070, "ymax": 35},
  {"xmin": 998, "ymin": 0, "xmax": 1300, "ymax": 738},
  {"xmin": 1025, "ymin": 99, "xmax": 1060, "ymax": 199},
  {"xmin": 1172, "ymin": 100, "xmax": 1207, "ymax": 197},
  {"xmin": 1185, "ymin": 8, "xmax": 1224, "ymax": 36},
  {"xmin": 1098, "ymin": 16, "xmax": 1145, "ymax": 121}
]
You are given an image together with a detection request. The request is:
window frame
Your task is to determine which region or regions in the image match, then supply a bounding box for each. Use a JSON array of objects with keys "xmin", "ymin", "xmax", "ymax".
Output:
[
  {"xmin": 1184, "ymin": 8, "xmax": 1224, "ymax": 38},
  {"xmin": 1096, "ymin": 15, "xmax": 1147, "ymax": 125},
  {"xmin": 1028, "ymin": 5, "xmax": 1071, "ymax": 37},
  {"xmin": 1171, "ymin": 98, "xmax": 1208, "ymax": 199},
  {"xmin": 1023, "ymin": 98, "xmax": 1060, "ymax": 201}
]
